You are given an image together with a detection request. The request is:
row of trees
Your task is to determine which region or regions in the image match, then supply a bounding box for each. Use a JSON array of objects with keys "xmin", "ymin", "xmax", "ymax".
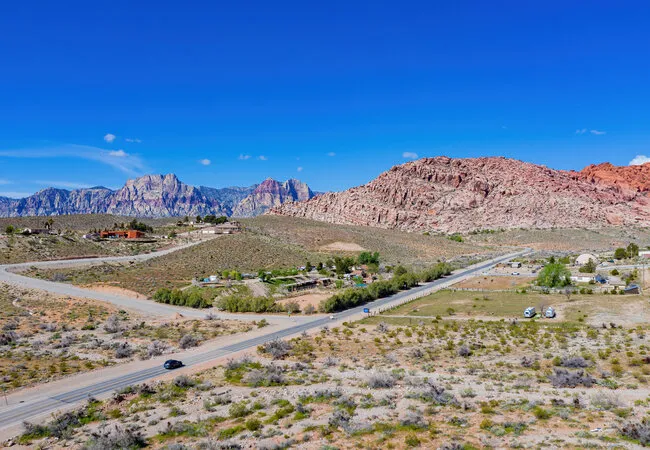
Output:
[
  {"xmin": 319, "ymin": 262, "xmax": 452, "ymax": 313},
  {"xmin": 153, "ymin": 288, "xmax": 212, "ymax": 308},
  {"xmin": 615, "ymin": 243, "xmax": 639, "ymax": 260},
  {"xmin": 215, "ymin": 294, "xmax": 279, "ymax": 313}
]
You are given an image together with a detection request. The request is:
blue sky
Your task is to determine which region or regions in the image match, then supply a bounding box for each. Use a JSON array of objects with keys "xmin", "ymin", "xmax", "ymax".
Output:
[{"xmin": 1, "ymin": 1, "xmax": 649, "ymax": 198}]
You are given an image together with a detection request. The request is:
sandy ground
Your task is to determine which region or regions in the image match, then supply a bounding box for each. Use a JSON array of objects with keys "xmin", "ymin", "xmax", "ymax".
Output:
[
  {"xmin": 455, "ymin": 275, "xmax": 536, "ymax": 290},
  {"xmin": 319, "ymin": 241, "xmax": 366, "ymax": 252},
  {"xmin": 278, "ymin": 291, "xmax": 330, "ymax": 310},
  {"xmin": 81, "ymin": 283, "xmax": 149, "ymax": 300}
]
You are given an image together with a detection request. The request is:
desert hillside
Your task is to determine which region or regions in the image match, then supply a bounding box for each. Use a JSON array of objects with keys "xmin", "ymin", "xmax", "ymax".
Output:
[{"xmin": 271, "ymin": 156, "xmax": 650, "ymax": 232}]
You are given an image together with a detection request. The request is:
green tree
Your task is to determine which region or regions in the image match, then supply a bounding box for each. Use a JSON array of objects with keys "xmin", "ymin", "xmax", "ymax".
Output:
[
  {"xmin": 357, "ymin": 251, "xmax": 380, "ymax": 265},
  {"xmin": 578, "ymin": 258, "xmax": 597, "ymax": 273},
  {"xmin": 393, "ymin": 265, "xmax": 408, "ymax": 277},
  {"xmin": 537, "ymin": 263, "xmax": 571, "ymax": 288},
  {"xmin": 305, "ymin": 261, "xmax": 313, "ymax": 272},
  {"xmin": 614, "ymin": 248, "xmax": 628, "ymax": 260},
  {"xmin": 4, "ymin": 225, "xmax": 14, "ymax": 234},
  {"xmin": 334, "ymin": 256, "xmax": 355, "ymax": 275},
  {"xmin": 627, "ymin": 242, "xmax": 639, "ymax": 258}
]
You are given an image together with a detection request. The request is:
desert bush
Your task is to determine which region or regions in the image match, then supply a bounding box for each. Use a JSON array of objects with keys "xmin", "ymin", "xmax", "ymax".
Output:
[
  {"xmin": 620, "ymin": 419, "xmax": 650, "ymax": 445},
  {"xmin": 84, "ymin": 423, "xmax": 147, "ymax": 449},
  {"xmin": 179, "ymin": 334, "xmax": 200, "ymax": 349},
  {"xmin": 228, "ymin": 402, "xmax": 250, "ymax": 418},
  {"xmin": 401, "ymin": 409, "xmax": 427, "ymax": 429},
  {"xmin": 548, "ymin": 369, "xmax": 594, "ymax": 388},
  {"xmin": 408, "ymin": 379, "xmax": 456, "ymax": 405},
  {"xmin": 457, "ymin": 345, "xmax": 471, "ymax": 357},
  {"xmin": 560, "ymin": 356, "xmax": 590, "ymax": 368},
  {"xmin": 376, "ymin": 322, "xmax": 389, "ymax": 333},
  {"xmin": 173, "ymin": 375, "xmax": 196, "ymax": 389},
  {"xmin": 114, "ymin": 342, "xmax": 133, "ymax": 359},
  {"xmin": 103, "ymin": 315, "xmax": 121, "ymax": 334},
  {"xmin": 147, "ymin": 340, "xmax": 168, "ymax": 358},
  {"xmin": 438, "ymin": 443, "xmax": 464, "ymax": 450},
  {"xmin": 261, "ymin": 339, "xmax": 292, "ymax": 360},
  {"xmin": 366, "ymin": 371, "xmax": 396, "ymax": 389},
  {"xmin": 204, "ymin": 312, "xmax": 219, "ymax": 320},
  {"xmin": 284, "ymin": 301, "xmax": 300, "ymax": 314},
  {"xmin": 322, "ymin": 356, "xmax": 339, "ymax": 367},
  {"xmin": 0, "ymin": 332, "xmax": 19, "ymax": 346},
  {"xmin": 242, "ymin": 364, "xmax": 286, "ymax": 387},
  {"xmin": 41, "ymin": 322, "xmax": 58, "ymax": 332},
  {"xmin": 590, "ymin": 391, "xmax": 623, "ymax": 410},
  {"xmin": 2, "ymin": 320, "xmax": 18, "ymax": 331},
  {"xmin": 196, "ymin": 441, "xmax": 242, "ymax": 450},
  {"xmin": 304, "ymin": 304, "xmax": 316, "ymax": 315},
  {"xmin": 328, "ymin": 409, "xmax": 352, "ymax": 429}
]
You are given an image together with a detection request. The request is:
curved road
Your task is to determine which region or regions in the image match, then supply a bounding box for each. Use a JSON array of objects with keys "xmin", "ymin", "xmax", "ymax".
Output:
[{"xmin": 0, "ymin": 242, "xmax": 530, "ymax": 438}]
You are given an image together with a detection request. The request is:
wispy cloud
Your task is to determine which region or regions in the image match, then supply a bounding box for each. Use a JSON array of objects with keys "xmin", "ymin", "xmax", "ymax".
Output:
[
  {"xmin": 199, "ymin": 158, "xmax": 211, "ymax": 166},
  {"xmin": 576, "ymin": 128, "xmax": 606, "ymax": 135},
  {"xmin": 0, "ymin": 191, "xmax": 31, "ymax": 199},
  {"xmin": 109, "ymin": 149, "xmax": 128, "ymax": 157},
  {"xmin": 0, "ymin": 144, "xmax": 146, "ymax": 176},
  {"xmin": 34, "ymin": 180, "xmax": 92, "ymax": 190},
  {"xmin": 327, "ymin": 152, "xmax": 336, "ymax": 157},
  {"xmin": 238, "ymin": 154, "xmax": 251, "ymax": 160},
  {"xmin": 125, "ymin": 138, "xmax": 142, "ymax": 143},
  {"xmin": 630, "ymin": 155, "xmax": 650, "ymax": 166},
  {"xmin": 258, "ymin": 155, "xmax": 268, "ymax": 161},
  {"xmin": 402, "ymin": 151, "xmax": 419, "ymax": 159},
  {"xmin": 0, "ymin": 179, "xmax": 11, "ymax": 186},
  {"xmin": 297, "ymin": 166, "xmax": 303, "ymax": 172},
  {"xmin": 104, "ymin": 133, "xmax": 116, "ymax": 143}
]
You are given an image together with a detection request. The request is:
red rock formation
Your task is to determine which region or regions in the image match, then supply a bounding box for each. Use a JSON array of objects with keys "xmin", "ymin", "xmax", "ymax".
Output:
[
  {"xmin": 576, "ymin": 162, "xmax": 650, "ymax": 197},
  {"xmin": 270, "ymin": 157, "xmax": 650, "ymax": 232}
]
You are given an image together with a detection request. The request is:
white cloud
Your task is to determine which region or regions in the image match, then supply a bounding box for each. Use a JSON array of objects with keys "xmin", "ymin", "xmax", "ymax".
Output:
[
  {"xmin": 35, "ymin": 180, "xmax": 92, "ymax": 189},
  {"xmin": 0, "ymin": 144, "xmax": 146, "ymax": 176},
  {"xmin": 629, "ymin": 155, "xmax": 650, "ymax": 166},
  {"xmin": 402, "ymin": 151, "xmax": 419, "ymax": 159},
  {"xmin": 590, "ymin": 129, "xmax": 606, "ymax": 135},
  {"xmin": 297, "ymin": 166, "xmax": 303, "ymax": 172},
  {"xmin": 576, "ymin": 128, "xmax": 606, "ymax": 135},
  {"xmin": 0, "ymin": 179, "xmax": 10, "ymax": 185},
  {"xmin": 238, "ymin": 154, "xmax": 251, "ymax": 160},
  {"xmin": 199, "ymin": 159, "xmax": 211, "ymax": 166},
  {"xmin": 575, "ymin": 129, "xmax": 587, "ymax": 135},
  {"xmin": 125, "ymin": 138, "xmax": 142, "ymax": 143},
  {"xmin": 104, "ymin": 133, "xmax": 116, "ymax": 143},
  {"xmin": 327, "ymin": 152, "xmax": 336, "ymax": 157},
  {"xmin": 0, "ymin": 191, "xmax": 31, "ymax": 199},
  {"xmin": 258, "ymin": 155, "xmax": 268, "ymax": 161}
]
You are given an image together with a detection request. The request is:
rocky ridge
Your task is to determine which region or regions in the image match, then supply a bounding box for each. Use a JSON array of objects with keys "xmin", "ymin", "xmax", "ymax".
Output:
[
  {"xmin": 0, "ymin": 174, "xmax": 315, "ymax": 218},
  {"xmin": 270, "ymin": 156, "xmax": 650, "ymax": 232}
]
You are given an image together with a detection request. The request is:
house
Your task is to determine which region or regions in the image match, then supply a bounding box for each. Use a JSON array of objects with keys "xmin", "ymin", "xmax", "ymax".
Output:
[
  {"xmin": 570, "ymin": 275, "xmax": 594, "ymax": 284},
  {"xmin": 594, "ymin": 274, "xmax": 607, "ymax": 284},
  {"xmin": 511, "ymin": 262, "xmax": 522, "ymax": 269},
  {"xmin": 200, "ymin": 222, "xmax": 242, "ymax": 235},
  {"xmin": 640, "ymin": 250, "xmax": 650, "ymax": 259},
  {"xmin": 624, "ymin": 284, "xmax": 641, "ymax": 295},
  {"xmin": 100, "ymin": 230, "xmax": 145, "ymax": 239}
]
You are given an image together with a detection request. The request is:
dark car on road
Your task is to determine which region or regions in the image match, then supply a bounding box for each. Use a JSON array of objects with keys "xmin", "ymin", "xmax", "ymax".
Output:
[{"xmin": 163, "ymin": 359, "xmax": 183, "ymax": 370}]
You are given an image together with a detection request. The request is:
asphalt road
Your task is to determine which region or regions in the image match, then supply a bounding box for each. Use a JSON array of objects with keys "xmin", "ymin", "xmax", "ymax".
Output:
[{"xmin": 0, "ymin": 245, "xmax": 529, "ymax": 434}]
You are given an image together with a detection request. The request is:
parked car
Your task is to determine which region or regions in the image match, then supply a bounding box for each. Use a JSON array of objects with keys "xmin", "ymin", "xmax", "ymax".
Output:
[
  {"xmin": 511, "ymin": 272, "xmax": 520, "ymax": 276},
  {"xmin": 163, "ymin": 359, "xmax": 183, "ymax": 370},
  {"xmin": 545, "ymin": 307, "xmax": 556, "ymax": 318},
  {"xmin": 523, "ymin": 307, "xmax": 536, "ymax": 318},
  {"xmin": 329, "ymin": 315, "xmax": 336, "ymax": 320}
]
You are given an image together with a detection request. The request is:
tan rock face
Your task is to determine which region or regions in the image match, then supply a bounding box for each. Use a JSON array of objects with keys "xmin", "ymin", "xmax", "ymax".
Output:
[
  {"xmin": 270, "ymin": 156, "xmax": 650, "ymax": 232},
  {"xmin": 232, "ymin": 179, "xmax": 314, "ymax": 217}
]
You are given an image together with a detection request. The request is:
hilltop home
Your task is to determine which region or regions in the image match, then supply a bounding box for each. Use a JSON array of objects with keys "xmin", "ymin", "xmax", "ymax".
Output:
[{"xmin": 100, "ymin": 230, "xmax": 145, "ymax": 239}]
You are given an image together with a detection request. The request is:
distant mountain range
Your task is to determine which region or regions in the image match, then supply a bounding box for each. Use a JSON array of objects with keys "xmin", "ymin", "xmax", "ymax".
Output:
[
  {"xmin": 0, "ymin": 174, "xmax": 315, "ymax": 218},
  {"xmin": 271, "ymin": 157, "xmax": 650, "ymax": 232}
]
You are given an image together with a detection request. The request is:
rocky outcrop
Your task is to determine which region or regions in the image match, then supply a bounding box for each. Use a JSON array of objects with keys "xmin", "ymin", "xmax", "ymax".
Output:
[
  {"xmin": 270, "ymin": 156, "xmax": 650, "ymax": 232},
  {"xmin": 577, "ymin": 162, "xmax": 650, "ymax": 197},
  {"xmin": 0, "ymin": 174, "xmax": 314, "ymax": 218},
  {"xmin": 232, "ymin": 179, "xmax": 314, "ymax": 217}
]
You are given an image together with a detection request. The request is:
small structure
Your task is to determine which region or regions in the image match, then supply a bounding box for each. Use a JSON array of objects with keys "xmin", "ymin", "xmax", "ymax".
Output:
[
  {"xmin": 640, "ymin": 250, "xmax": 650, "ymax": 259},
  {"xmin": 570, "ymin": 275, "xmax": 594, "ymax": 284},
  {"xmin": 200, "ymin": 222, "xmax": 242, "ymax": 235},
  {"xmin": 524, "ymin": 307, "xmax": 536, "ymax": 318},
  {"xmin": 545, "ymin": 307, "xmax": 556, "ymax": 318},
  {"xmin": 594, "ymin": 274, "xmax": 607, "ymax": 284},
  {"xmin": 511, "ymin": 262, "xmax": 522, "ymax": 269},
  {"xmin": 624, "ymin": 284, "xmax": 641, "ymax": 295},
  {"xmin": 576, "ymin": 253, "xmax": 598, "ymax": 266},
  {"xmin": 22, "ymin": 228, "xmax": 52, "ymax": 235},
  {"xmin": 100, "ymin": 230, "xmax": 145, "ymax": 239}
]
